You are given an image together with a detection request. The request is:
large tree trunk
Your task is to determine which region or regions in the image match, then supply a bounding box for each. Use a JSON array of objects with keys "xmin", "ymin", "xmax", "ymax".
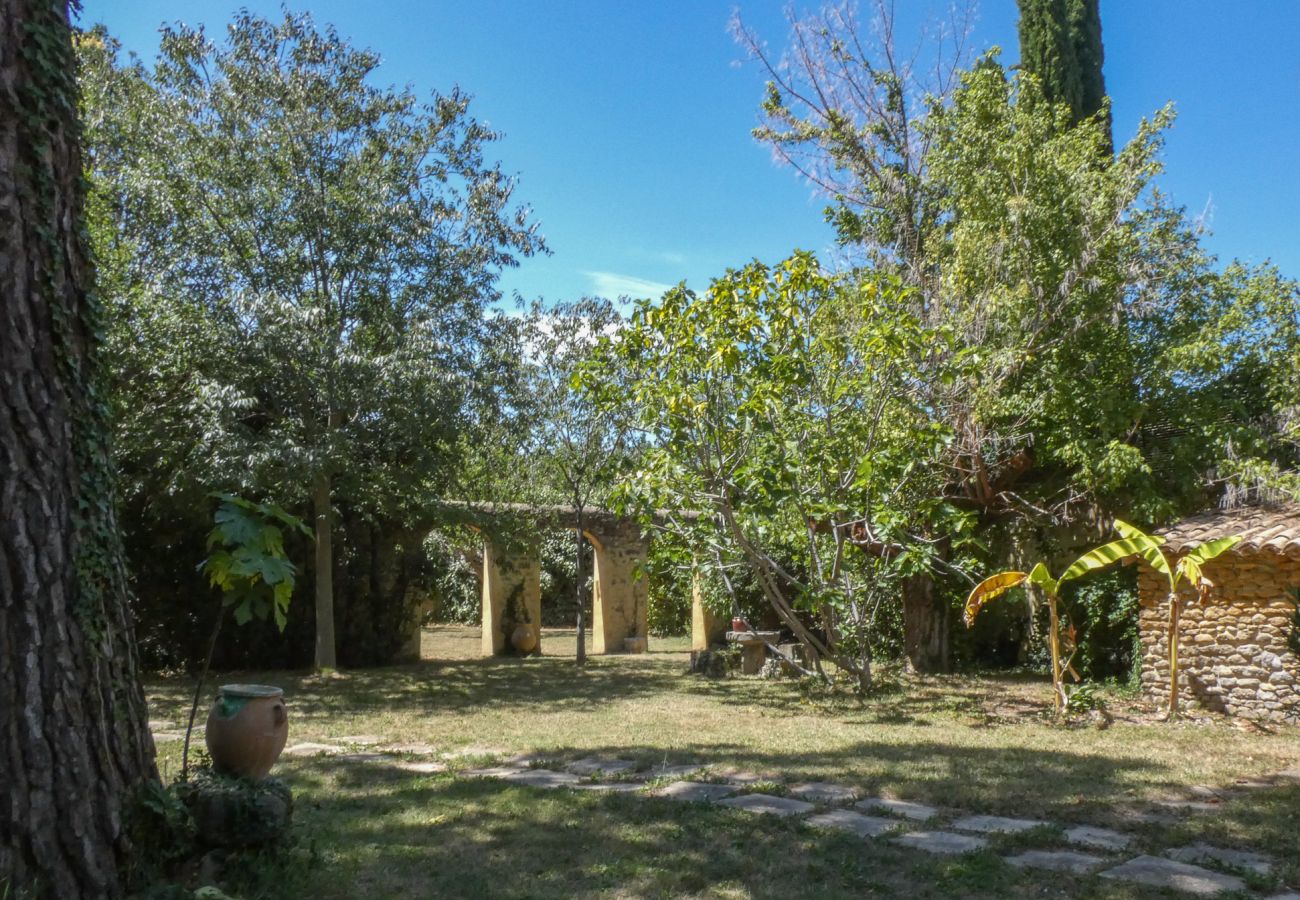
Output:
[
  {"xmin": 903, "ymin": 573, "xmax": 951, "ymax": 673},
  {"xmin": 0, "ymin": 3, "xmax": 158, "ymax": 895},
  {"xmin": 313, "ymin": 470, "xmax": 336, "ymax": 668}
]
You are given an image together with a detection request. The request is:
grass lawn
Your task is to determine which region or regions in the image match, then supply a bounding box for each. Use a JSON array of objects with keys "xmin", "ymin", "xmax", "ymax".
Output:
[{"xmin": 145, "ymin": 626, "xmax": 1300, "ymax": 898}]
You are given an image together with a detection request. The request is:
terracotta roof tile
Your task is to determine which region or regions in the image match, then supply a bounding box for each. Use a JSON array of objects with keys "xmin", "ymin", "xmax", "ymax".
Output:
[{"xmin": 1159, "ymin": 504, "xmax": 1300, "ymax": 556}]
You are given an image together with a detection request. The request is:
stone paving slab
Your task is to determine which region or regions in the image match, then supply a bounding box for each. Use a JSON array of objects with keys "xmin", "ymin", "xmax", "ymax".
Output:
[
  {"xmin": 571, "ymin": 782, "xmax": 646, "ymax": 793},
  {"xmin": 1274, "ymin": 767, "xmax": 1300, "ymax": 783},
  {"xmin": 499, "ymin": 769, "xmax": 581, "ymax": 789},
  {"xmin": 283, "ymin": 742, "xmax": 345, "ymax": 757},
  {"xmin": 1166, "ymin": 843, "xmax": 1273, "ymax": 875},
  {"xmin": 717, "ymin": 793, "xmax": 815, "ymax": 817},
  {"xmin": 1064, "ymin": 825, "xmax": 1132, "ymax": 852},
  {"xmin": 151, "ymin": 732, "xmax": 184, "ymax": 743},
  {"xmin": 338, "ymin": 734, "xmax": 386, "ymax": 745},
  {"xmin": 806, "ymin": 810, "xmax": 901, "ymax": 838},
  {"xmin": 722, "ymin": 769, "xmax": 769, "ymax": 785},
  {"xmin": 892, "ymin": 830, "xmax": 988, "ymax": 855},
  {"xmin": 1099, "ymin": 855, "xmax": 1246, "ymax": 896},
  {"xmin": 503, "ymin": 751, "xmax": 554, "ymax": 768},
  {"xmin": 462, "ymin": 766, "xmax": 521, "ymax": 778},
  {"xmin": 856, "ymin": 798, "xmax": 937, "ymax": 821},
  {"xmin": 386, "ymin": 742, "xmax": 439, "ymax": 756},
  {"xmin": 393, "ymin": 760, "xmax": 448, "ymax": 774},
  {"xmin": 1154, "ymin": 798, "xmax": 1222, "ymax": 813},
  {"xmin": 335, "ymin": 752, "xmax": 391, "ymax": 763},
  {"xmin": 950, "ymin": 815, "xmax": 1051, "ymax": 834},
  {"xmin": 441, "ymin": 745, "xmax": 507, "ymax": 759},
  {"xmin": 567, "ymin": 757, "xmax": 637, "ymax": 777},
  {"xmin": 789, "ymin": 782, "xmax": 857, "ymax": 804},
  {"xmin": 654, "ymin": 781, "xmax": 737, "ymax": 803},
  {"xmin": 1005, "ymin": 850, "xmax": 1105, "ymax": 873},
  {"xmin": 648, "ymin": 764, "xmax": 707, "ymax": 779}
]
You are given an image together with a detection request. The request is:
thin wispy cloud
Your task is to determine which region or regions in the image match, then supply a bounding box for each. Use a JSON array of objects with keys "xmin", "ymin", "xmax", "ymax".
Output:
[{"xmin": 582, "ymin": 270, "xmax": 673, "ymax": 300}]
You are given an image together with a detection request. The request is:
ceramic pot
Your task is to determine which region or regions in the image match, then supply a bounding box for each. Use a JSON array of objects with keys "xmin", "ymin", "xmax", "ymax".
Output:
[
  {"xmin": 205, "ymin": 684, "xmax": 288, "ymax": 779},
  {"xmin": 510, "ymin": 623, "xmax": 538, "ymax": 653},
  {"xmin": 731, "ymin": 617, "xmax": 746, "ymax": 633}
]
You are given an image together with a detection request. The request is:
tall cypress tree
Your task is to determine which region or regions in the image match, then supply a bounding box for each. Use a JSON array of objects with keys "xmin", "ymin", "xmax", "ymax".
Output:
[{"xmin": 1017, "ymin": 0, "xmax": 1111, "ymax": 150}]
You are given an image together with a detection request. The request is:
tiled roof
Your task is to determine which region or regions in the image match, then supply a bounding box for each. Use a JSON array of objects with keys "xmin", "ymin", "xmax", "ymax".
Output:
[{"xmin": 1160, "ymin": 504, "xmax": 1300, "ymax": 556}]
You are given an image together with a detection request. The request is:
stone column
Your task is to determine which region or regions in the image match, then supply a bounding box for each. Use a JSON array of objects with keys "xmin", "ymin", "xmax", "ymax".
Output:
[
  {"xmin": 691, "ymin": 569, "xmax": 725, "ymax": 651},
  {"xmin": 480, "ymin": 537, "xmax": 542, "ymax": 657},
  {"xmin": 590, "ymin": 523, "xmax": 650, "ymax": 654}
]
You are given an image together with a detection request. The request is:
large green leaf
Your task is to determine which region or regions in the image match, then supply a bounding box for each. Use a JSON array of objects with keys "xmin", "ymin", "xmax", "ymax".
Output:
[
  {"xmin": 1059, "ymin": 536, "xmax": 1162, "ymax": 584},
  {"xmin": 1184, "ymin": 535, "xmax": 1242, "ymax": 565},
  {"xmin": 1112, "ymin": 520, "xmax": 1171, "ymax": 579},
  {"xmin": 1025, "ymin": 561, "xmax": 1058, "ymax": 597}
]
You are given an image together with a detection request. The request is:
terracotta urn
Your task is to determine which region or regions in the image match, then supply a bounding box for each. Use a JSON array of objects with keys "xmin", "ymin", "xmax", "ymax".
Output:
[
  {"xmin": 731, "ymin": 616, "xmax": 746, "ymax": 633},
  {"xmin": 511, "ymin": 623, "xmax": 538, "ymax": 654},
  {"xmin": 205, "ymin": 684, "xmax": 288, "ymax": 779}
]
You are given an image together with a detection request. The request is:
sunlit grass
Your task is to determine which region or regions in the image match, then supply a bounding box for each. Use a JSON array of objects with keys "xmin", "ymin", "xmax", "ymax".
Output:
[{"xmin": 145, "ymin": 625, "xmax": 1300, "ymax": 898}]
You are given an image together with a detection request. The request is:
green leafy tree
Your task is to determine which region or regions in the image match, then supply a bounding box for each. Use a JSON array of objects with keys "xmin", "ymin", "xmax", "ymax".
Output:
[
  {"xmin": 737, "ymin": 4, "xmax": 1294, "ymax": 673},
  {"xmin": 522, "ymin": 298, "xmax": 635, "ymax": 665},
  {"xmin": 78, "ymin": 13, "xmax": 545, "ymax": 667},
  {"xmin": 593, "ymin": 252, "xmax": 973, "ymax": 690}
]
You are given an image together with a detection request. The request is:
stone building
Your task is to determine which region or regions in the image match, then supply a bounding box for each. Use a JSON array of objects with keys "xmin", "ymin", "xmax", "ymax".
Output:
[{"xmin": 1137, "ymin": 504, "xmax": 1300, "ymax": 722}]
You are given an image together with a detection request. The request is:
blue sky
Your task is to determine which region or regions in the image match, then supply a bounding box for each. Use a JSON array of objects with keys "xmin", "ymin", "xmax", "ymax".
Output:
[{"xmin": 88, "ymin": 1, "xmax": 1300, "ymax": 305}]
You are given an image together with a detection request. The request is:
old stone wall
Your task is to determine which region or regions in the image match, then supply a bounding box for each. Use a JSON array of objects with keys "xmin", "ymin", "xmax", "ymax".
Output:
[{"xmin": 1137, "ymin": 553, "xmax": 1300, "ymax": 722}]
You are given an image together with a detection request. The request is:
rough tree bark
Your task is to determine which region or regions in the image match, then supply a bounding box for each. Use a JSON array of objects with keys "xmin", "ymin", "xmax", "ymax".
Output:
[
  {"xmin": 0, "ymin": 2, "xmax": 158, "ymax": 895},
  {"xmin": 903, "ymin": 574, "xmax": 951, "ymax": 673}
]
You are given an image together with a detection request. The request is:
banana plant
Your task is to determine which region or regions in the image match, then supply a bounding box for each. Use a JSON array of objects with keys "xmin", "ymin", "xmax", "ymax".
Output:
[
  {"xmin": 965, "ymin": 535, "xmax": 1162, "ymax": 716},
  {"xmin": 1110, "ymin": 520, "xmax": 1240, "ymax": 716}
]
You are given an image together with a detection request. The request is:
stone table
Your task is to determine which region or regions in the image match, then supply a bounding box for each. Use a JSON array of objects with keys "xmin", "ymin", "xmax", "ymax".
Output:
[{"xmin": 726, "ymin": 630, "xmax": 781, "ymax": 675}]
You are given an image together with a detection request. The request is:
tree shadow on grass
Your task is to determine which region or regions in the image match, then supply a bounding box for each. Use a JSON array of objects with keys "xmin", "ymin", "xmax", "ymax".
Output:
[{"xmin": 268, "ymin": 761, "xmax": 1166, "ymax": 900}]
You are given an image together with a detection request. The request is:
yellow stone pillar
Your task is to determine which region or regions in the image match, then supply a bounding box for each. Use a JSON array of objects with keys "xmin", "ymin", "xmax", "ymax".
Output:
[
  {"xmin": 480, "ymin": 538, "xmax": 542, "ymax": 657},
  {"xmin": 589, "ymin": 526, "xmax": 649, "ymax": 654},
  {"xmin": 691, "ymin": 569, "xmax": 725, "ymax": 651}
]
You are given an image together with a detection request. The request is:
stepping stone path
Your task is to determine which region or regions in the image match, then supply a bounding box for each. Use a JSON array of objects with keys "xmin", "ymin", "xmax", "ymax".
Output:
[
  {"xmin": 283, "ymin": 742, "xmax": 345, "ymax": 757},
  {"xmin": 789, "ymin": 782, "xmax": 857, "ymax": 804},
  {"xmin": 716, "ymin": 770, "xmax": 776, "ymax": 786},
  {"xmin": 855, "ymin": 798, "xmax": 937, "ymax": 821},
  {"xmin": 499, "ymin": 769, "xmax": 581, "ymax": 789},
  {"xmin": 392, "ymin": 760, "xmax": 447, "ymax": 774},
  {"xmin": 567, "ymin": 757, "xmax": 637, "ymax": 777},
  {"xmin": 1099, "ymin": 855, "xmax": 1246, "ymax": 896},
  {"xmin": 649, "ymin": 763, "xmax": 706, "ymax": 778},
  {"xmin": 1006, "ymin": 850, "xmax": 1104, "ymax": 873},
  {"xmin": 951, "ymin": 814, "xmax": 1051, "ymax": 834},
  {"xmin": 893, "ymin": 831, "xmax": 988, "ymax": 855},
  {"xmin": 439, "ymin": 755, "xmax": 1292, "ymax": 896},
  {"xmin": 654, "ymin": 781, "xmax": 737, "ymax": 803},
  {"xmin": 718, "ymin": 793, "xmax": 815, "ymax": 817},
  {"xmin": 338, "ymin": 735, "xmax": 385, "ymax": 746},
  {"xmin": 1166, "ymin": 843, "xmax": 1273, "ymax": 876},
  {"xmin": 806, "ymin": 810, "xmax": 900, "ymax": 838}
]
